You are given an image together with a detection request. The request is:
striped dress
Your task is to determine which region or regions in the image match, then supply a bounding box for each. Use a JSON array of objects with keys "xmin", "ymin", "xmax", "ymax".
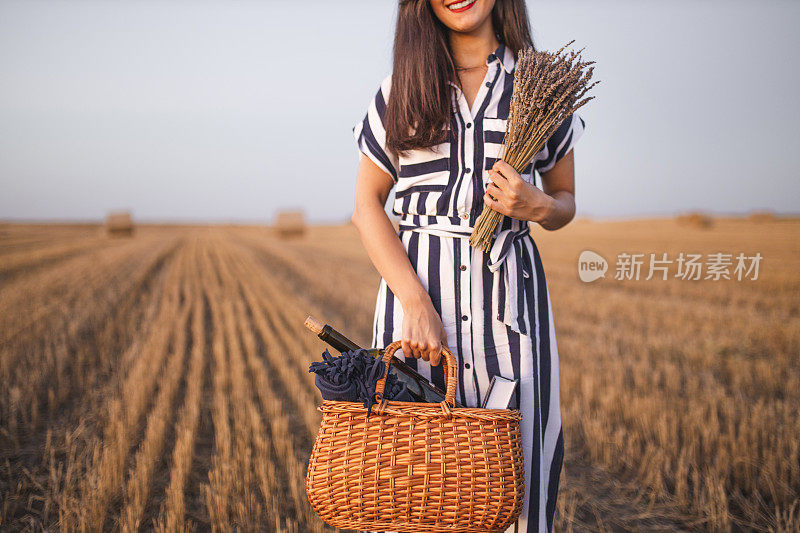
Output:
[{"xmin": 353, "ymin": 43, "xmax": 585, "ymax": 533}]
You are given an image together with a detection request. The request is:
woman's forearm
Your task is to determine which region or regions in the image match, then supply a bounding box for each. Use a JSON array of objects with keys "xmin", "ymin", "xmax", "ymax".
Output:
[
  {"xmin": 351, "ymin": 202, "xmax": 431, "ymax": 310},
  {"xmin": 536, "ymin": 190, "xmax": 575, "ymax": 231}
]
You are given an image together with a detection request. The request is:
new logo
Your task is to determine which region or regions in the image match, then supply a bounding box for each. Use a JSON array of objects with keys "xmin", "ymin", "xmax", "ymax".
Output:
[{"xmin": 578, "ymin": 250, "xmax": 607, "ymax": 282}]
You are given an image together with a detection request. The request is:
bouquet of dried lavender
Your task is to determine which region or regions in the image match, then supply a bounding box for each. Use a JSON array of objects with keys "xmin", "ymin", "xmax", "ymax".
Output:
[{"xmin": 469, "ymin": 41, "xmax": 598, "ymax": 252}]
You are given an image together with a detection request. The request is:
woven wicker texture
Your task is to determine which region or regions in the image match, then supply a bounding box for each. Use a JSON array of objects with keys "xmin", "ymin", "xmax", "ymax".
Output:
[{"xmin": 306, "ymin": 341, "xmax": 525, "ymax": 533}]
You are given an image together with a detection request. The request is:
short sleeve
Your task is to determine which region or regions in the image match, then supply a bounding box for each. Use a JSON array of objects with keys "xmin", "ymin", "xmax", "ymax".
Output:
[
  {"xmin": 532, "ymin": 112, "xmax": 586, "ymax": 174},
  {"xmin": 353, "ymin": 75, "xmax": 400, "ymax": 183}
]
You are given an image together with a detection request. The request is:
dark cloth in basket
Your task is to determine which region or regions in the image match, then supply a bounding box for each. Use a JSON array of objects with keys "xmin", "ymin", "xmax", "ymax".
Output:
[{"xmin": 309, "ymin": 348, "xmax": 412, "ymax": 413}]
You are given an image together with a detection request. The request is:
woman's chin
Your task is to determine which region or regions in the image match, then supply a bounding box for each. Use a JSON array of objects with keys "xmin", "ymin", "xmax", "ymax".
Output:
[{"xmin": 441, "ymin": 16, "xmax": 487, "ymax": 34}]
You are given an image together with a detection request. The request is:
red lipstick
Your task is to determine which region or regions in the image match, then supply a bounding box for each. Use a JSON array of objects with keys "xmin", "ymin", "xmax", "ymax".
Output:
[{"xmin": 446, "ymin": 0, "xmax": 477, "ymax": 14}]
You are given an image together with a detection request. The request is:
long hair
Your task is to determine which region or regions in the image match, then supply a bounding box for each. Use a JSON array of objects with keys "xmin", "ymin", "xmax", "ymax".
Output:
[{"xmin": 384, "ymin": 0, "xmax": 534, "ymax": 155}]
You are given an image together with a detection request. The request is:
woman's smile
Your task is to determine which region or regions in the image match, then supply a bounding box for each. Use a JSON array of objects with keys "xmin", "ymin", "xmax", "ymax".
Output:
[{"xmin": 446, "ymin": 0, "xmax": 477, "ymax": 13}]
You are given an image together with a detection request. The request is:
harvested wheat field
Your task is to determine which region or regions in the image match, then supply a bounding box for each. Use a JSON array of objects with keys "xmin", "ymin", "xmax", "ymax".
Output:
[{"xmin": 0, "ymin": 218, "xmax": 798, "ymax": 532}]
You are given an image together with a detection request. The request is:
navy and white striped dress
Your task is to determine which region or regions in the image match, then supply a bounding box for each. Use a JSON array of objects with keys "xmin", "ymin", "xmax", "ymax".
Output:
[{"xmin": 353, "ymin": 43, "xmax": 585, "ymax": 533}]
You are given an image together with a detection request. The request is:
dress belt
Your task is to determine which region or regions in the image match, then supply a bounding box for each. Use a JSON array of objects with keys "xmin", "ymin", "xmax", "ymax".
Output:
[{"xmin": 398, "ymin": 217, "xmax": 532, "ymax": 336}]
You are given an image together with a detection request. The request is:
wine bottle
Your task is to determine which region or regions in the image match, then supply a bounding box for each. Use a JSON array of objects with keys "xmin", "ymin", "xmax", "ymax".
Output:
[{"xmin": 304, "ymin": 316, "xmax": 461, "ymax": 407}]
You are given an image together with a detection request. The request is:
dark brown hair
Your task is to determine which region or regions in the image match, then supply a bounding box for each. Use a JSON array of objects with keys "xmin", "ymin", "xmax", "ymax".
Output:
[{"xmin": 384, "ymin": 0, "xmax": 534, "ymax": 155}]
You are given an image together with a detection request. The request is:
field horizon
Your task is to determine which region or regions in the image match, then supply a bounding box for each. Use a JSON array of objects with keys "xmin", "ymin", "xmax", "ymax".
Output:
[{"xmin": 2, "ymin": 210, "xmax": 799, "ymax": 228}]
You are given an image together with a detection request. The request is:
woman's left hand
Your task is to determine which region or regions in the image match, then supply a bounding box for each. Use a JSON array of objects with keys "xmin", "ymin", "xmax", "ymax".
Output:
[{"xmin": 484, "ymin": 160, "xmax": 554, "ymax": 224}]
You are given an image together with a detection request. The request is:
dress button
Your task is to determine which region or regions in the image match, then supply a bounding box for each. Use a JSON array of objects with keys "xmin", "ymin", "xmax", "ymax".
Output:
[
  {"xmin": 460, "ymin": 213, "xmax": 469, "ymax": 220},
  {"xmin": 460, "ymin": 264, "xmax": 467, "ymax": 271},
  {"xmin": 465, "ymin": 168, "xmax": 471, "ymax": 174},
  {"xmin": 461, "ymin": 315, "xmax": 468, "ymax": 321},
  {"xmin": 464, "ymin": 363, "xmax": 471, "ymax": 370},
  {"xmin": 485, "ymin": 82, "xmax": 491, "ymax": 87},
  {"xmin": 466, "ymin": 123, "xmax": 472, "ymax": 129}
]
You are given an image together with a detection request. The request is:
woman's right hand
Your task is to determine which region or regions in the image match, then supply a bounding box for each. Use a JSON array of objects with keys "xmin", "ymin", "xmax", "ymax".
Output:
[{"xmin": 401, "ymin": 296, "xmax": 448, "ymax": 366}]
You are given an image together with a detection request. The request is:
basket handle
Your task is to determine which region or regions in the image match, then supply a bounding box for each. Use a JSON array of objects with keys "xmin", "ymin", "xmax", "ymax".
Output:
[{"xmin": 374, "ymin": 340, "xmax": 458, "ymax": 407}]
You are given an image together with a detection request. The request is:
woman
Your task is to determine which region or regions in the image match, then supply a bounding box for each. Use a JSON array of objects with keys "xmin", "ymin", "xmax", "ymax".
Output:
[{"xmin": 350, "ymin": 0, "xmax": 585, "ymax": 531}]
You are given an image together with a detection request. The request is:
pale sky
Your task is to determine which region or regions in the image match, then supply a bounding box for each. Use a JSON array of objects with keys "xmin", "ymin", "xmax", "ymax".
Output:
[{"xmin": 0, "ymin": 0, "xmax": 798, "ymax": 223}]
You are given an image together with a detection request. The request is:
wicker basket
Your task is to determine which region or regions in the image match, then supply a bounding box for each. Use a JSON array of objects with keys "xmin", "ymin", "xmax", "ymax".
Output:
[{"xmin": 306, "ymin": 340, "xmax": 524, "ymax": 532}]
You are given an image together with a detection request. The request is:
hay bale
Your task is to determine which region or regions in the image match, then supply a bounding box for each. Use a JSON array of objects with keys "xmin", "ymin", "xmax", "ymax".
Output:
[
  {"xmin": 105, "ymin": 211, "xmax": 134, "ymax": 237},
  {"xmin": 676, "ymin": 211, "xmax": 713, "ymax": 228},
  {"xmin": 274, "ymin": 210, "xmax": 306, "ymax": 238},
  {"xmin": 748, "ymin": 210, "xmax": 777, "ymax": 223}
]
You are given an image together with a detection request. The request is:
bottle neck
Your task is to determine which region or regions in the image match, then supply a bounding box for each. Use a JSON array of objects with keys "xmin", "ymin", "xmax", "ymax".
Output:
[{"xmin": 318, "ymin": 325, "xmax": 360, "ymax": 353}]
